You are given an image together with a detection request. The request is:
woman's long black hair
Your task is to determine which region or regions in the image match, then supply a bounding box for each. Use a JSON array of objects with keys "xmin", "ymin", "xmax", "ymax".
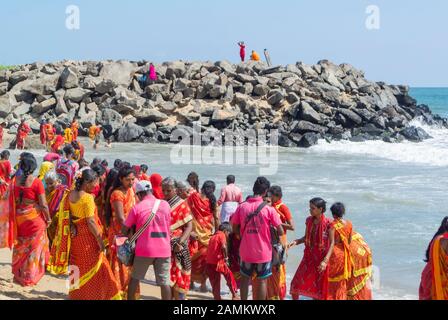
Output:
[
  {"xmin": 201, "ymin": 180, "xmax": 216, "ymax": 213},
  {"xmin": 75, "ymin": 169, "xmax": 98, "ymax": 191},
  {"xmin": 424, "ymin": 217, "xmax": 448, "ymax": 262},
  {"xmin": 18, "ymin": 155, "xmax": 37, "ymax": 203}
]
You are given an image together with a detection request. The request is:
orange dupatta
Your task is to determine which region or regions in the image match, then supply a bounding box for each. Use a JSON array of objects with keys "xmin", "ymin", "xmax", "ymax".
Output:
[{"xmin": 431, "ymin": 233, "xmax": 448, "ymax": 300}]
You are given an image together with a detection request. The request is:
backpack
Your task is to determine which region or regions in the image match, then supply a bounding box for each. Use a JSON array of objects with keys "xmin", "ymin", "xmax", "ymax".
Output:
[
  {"xmin": 56, "ymin": 159, "xmax": 75, "ymax": 187},
  {"xmin": 270, "ymin": 225, "xmax": 287, "ymax": 267}
]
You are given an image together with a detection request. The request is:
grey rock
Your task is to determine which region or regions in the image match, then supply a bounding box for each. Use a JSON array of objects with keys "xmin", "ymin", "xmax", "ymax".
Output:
[
  {"xmin": 95, "ymin": 79, "xmax": 116, "ymax": 94},
  {"xmin": 287, "ymin": 92, "xmax": 300, "ymax": 104},
  {"xmin": 209, "ymin": 85, "xmax": 227, "ymax": 98},
  {"xmin": 33, "ymin": 97, "xmax": 56, "ymax": 114},
  {"xmin": 9, "ymin": 71, "xmax": 28, "ymax": 86},
  {"xmin": 215, "ymin": 60, "xmax": 235, "ymax": 74},
  {"xmin": 12, "ymin": 103, "xmax": 31, "ymax": 117},
  {"xmin": 338, "ymin": 108, "xmax": 362, "ymax": 126},
  {"xmin": 253, "ymin": 84, "xmax": 270, "ymax": 96},
  {"xmin": 165, "ymin": 61, "xmax": 186, "ymax": 80},
  {"xmin": 99, "ymin": 109, "xmax": 123, "ymax": 133},
  {"xmin": 211, "ymin": 109, "xmax": 238, "ymax": 123},
  {"xmin": 299, "ymin": 101, "xmax": 322, "ymax": 124},
  {"xmin": 293, "ymin": 121, "xmax": 327, "ymax": 134},
  {"xmin": 117, "ymin": 122, "xmax": 145, "ymax": 142},
  {"xmin": 267, "ymin": 89, "xmax": 285, "ymax": 106},
  {"xmin": 159, "ymin": 101, "xmax": 178, "ymax": 113},
  {"xmin": 298, "ymin": 133, "xmax": 319, "ymax": 148},
  {"xmin": 99, "ymin": 61, "xmax": 136, "ymax": 86},
  {"xmin": 59, "ymin": 67, "xmax": 79, "ymax": 89},
  {"xmin": 65, "ymin": 87, "xmax": 92, "ymax": 103},
  {"xmin": 400, "ymin": 126, "xmax": 432, "ymax": 142},
  {"xmin": 135, "ymin": 108, "xmax": 168, "ymax": 122},
  {"xmin": 0, "ymin": 83, "xmax": 8, "ymax": 96}
]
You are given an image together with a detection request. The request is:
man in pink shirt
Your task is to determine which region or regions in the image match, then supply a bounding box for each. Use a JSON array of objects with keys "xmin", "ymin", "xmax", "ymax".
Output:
[
  {"xmin": 123, "ymin": 180, "xmax": 172, "ymax": 300},
  {"xmin": 231, "ymin": 177, "xmax": 284, "ymax": 301},
  {"xmin": 218, "ymin": 175, "xmax": 243, "ymax": 223}
]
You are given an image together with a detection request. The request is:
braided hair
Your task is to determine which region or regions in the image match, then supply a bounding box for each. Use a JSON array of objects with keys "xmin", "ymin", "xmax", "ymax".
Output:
[
  {"xmin": 18, "ymin": 155, "xmax": 37, "ymax": 203},
  {"xmin": 75, "ymin": 169, "xmax": 98, "ymax": 192},
  {"xmin": 425, "ymin": 217, "xmax": 448, "ymax": 262},
  {"xmin": 201, "ymin": 180, "xmax": 217, "ymax": 213}
]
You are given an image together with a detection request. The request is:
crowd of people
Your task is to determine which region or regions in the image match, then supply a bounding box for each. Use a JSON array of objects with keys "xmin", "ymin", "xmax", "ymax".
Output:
[{"xmin": 0, "ymin": 121, "xmax": 446, "ymax": 301}]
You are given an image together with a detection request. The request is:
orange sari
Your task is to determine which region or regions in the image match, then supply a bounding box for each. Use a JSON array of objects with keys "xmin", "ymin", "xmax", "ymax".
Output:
[
  {"xmin": 0, "ymin": 160, "xmax": 11, "ymax": 248},
  {"xmin": 69, "ymin": 193, "xmax": 121, "ymax": 300},
  {"xmin": 187, "ymin": 191, "xmax": 214, "ymax": 284},
  {"xmin": 9, "ymin": 178, "xmax": 49, "ymax": 286},
  {"xmin": 108, "ymin": 188, "xmax": 136, "ymax": 293},
  {"xmin": 328, "ymin": 219, "xmax": 353, "ymax": 300},
  {"xmin": 419, "ymin": 233, "xmax": 448, "ymax": 300},
  {"xmin": 64, "ymin": 128, "xmax": 74, "ymax": 144},
  {"xmin": 267, "ymin": 201, "xmax": 290, "ymax": 300},
  {"xmin": 347, "ymin": 232, "xmax": 373, "ymax": 300},
  {"xmin": 71, "ymin": 121, "xmax": 79, "ymax": 141},
  {"xmin": 169, "ymin": 196, "xmax": 193, "ymax": 294}
]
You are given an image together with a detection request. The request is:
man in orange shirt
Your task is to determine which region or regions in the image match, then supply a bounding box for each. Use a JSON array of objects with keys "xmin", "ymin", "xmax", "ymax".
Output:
[{"xmin": 251, "ymin": 50, "xmax": 260, "ymax": 61}]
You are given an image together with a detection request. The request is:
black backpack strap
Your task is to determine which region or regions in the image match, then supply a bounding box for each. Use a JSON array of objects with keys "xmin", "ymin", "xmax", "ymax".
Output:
[{"xmin": 241, "ymin": 202, "xmax": 267, "ymax": 239}]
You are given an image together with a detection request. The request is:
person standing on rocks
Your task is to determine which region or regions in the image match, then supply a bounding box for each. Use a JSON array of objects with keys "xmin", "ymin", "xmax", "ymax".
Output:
[
  {"xmin": 15, "ymin": 119, "xmax": 31, "ymax": 150},
  {"xmin": 149, "ymin": 63, "xmax": 158, "ymax": 83},
  {"xmin": 238, "ymin": 42, "xmax": 246, "ymax": 62},
  {"xmin": 251, "ymin": 50, "xmax": 260, "ymax": 62},
  {"xmin": 264, "ymin": 49, "xmax": 272, "ymax": 67},
  {"xmin": 44, "ymin": 121, "xmax": 55, "ymax": 152}
]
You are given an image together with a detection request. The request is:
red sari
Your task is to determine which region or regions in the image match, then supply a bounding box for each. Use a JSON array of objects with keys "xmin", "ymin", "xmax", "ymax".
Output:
[
  {"xmin": 419, "ymin": 233, "xmax": 448, "ymax": 300},
  {"xmin": 328, "ymin": 219, "xmax": 353, "ymax": 300},
  {"xmin": 9, "ymin": 177, "xmax": 49, "ymax": 286},
  {"xmin": 40, "ymin": 124, "xmax": 47, "ymax": 145},
  {"xmin": 187, "ymin": 191, "xmax": 214, "ymax": 284},
  {"xmin": 16, "ymin": 122, "xmax": 31, "ymax": 150},
  {"xmin": 169, "ymin": 196, "xmax": 193, "ymax": 294},
  {"xmin": 290, "ymin": 215, "xmax": 331, "ymax": 300},
  {"xmin": 0, "ymin": 160, "xmax": 12, "ymax": 248},
  {"xmin": 51, "ymin": 135, "xmax": 65, "ymax": 154}
]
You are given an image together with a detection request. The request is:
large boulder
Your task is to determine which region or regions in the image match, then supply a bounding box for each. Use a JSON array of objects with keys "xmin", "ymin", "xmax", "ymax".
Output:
[
  {"xmin": 9, "ymin": 71, "xmax": 28, "ymax": 86},
  {"xmin": 98, "ymin": 108, "xmax": 123, "ymax": 133},
  {"xmin": 95, "ymin": 79, "xmax": 116, "ymax": 94},
  {"xmin": 292, "ymin": 121, "xmax": 327, "ymax": 134},
  {"xmin": 65, "ymin": 87, "xmax": 92, "ymax": 103},
  {"xmin": 297, "ymin": 132, "xmax": 320, "ymax": 148},
  {"xmin": 117, "ymin": 122, "xmax": 145, "ymax": 142},
  {"xmin": 165, "ymin": 61, "xmax": 186, "ymax": 80},
  {"xmin": 267, "ymin": 89, "xmax": 285, "ymax": 106},
  {"xmin": 211, "ymin": 109, "xmax": 238, "ymax": 123},
  {"xmin": 299, "ymin": 101, "xmax": 322, "ymax": 124},
  {"xmin": 12, "ymin": 103, "xmax": 31, "ymax": 118},
  {"xmin": 134, "ymin": 108, "xmax": 168, "ymax": 122},
  {"xmin": 337, "ymin": 108, "xmax": 363, "ymax": 126},
  {"xmin": 400, "ymin": 126, "xmax": 432, "ymax": 142},
  {"xmin": 32, "ymin": 97, "xmax": 56, "ymax": 114},
  {"xmin": 59, "ymin": 67, "xmax": 79, "ymax": 89},
  {"xmin": 99, "ymin": 61, "xmax": 137, "ymax": 86},
  {"xmin": 0, "ymin": 93, "xmax": 17, "ymax": 118}
]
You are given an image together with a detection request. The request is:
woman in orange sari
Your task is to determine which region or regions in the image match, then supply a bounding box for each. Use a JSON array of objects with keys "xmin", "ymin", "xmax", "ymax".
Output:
[
  {"xmin": 64, "ymin": 127, "xmax": 74, "ymax": 144},
  {"xmin": 44, "ymin": 122, "xmax": 55, "ymax": 151},
  {"xmin": 187, "ymin": 180, "xmax": 219, "ymax": 292},
  {"xmin": 71, "ymin": 120, "xmax": 79, "ymax": 141},
  {"xmin": 162, "ymin": 178, "xmax": 193, "ymax": 300},
  {"xmin": 108, "ymin": 166, "xmax": 136, "ymax": 294},
  {"xmin": 347, "ymin": 230, "xmax": 373, "ymax": 300},
  {"xmin": 267, "ymin": 186, "xmax": 295, "ymax": 300},
  {"xmin": 68, "ymin": 169, "xmax": 121, "ymax": 300},
  {"xmin": 289, "ymin": 198, "xmax": 334, "ymax": 300},
  {"xmin": 45, "ymin": 171, "xmax": 71, "ymax": 276},
  {"xmin": 9, "ymin": 155, "xmax": 52, "ymax": 286},
  {"xmin": 419, "ymin": 217, "xmax": 448, "ymax": 300},
  {"xmin": 327, "ymin": 202, "xmax": 353, "ymax": 300},
  {"xmin": 0, "ymin": 150, "xmax": 12, "ymax": 248}
]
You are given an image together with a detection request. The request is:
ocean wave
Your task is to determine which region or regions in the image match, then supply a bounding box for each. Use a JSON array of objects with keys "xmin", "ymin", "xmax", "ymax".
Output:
[{"xmin": 310, "ymin": 120, "xmax": 448, "ymax": 167}]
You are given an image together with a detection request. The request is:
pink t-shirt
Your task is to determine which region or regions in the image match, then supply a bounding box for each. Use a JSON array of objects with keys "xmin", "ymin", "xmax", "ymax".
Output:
[
  {"xmin": 231, "ymin": 197, "xmax": 282, "ymax": 264},
  {"xmin": 217, "ymin": 183, "xmax": 243, "ymax": 206},
  {"xmin": 125, "ymin": 194, "xmax": 171, "ymax": 258}
]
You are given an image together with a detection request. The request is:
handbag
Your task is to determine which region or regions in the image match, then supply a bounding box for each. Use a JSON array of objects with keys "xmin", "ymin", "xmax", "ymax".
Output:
[{"xmin": 116, "ymin": 199, "xmax": 161, "ymax": 266}]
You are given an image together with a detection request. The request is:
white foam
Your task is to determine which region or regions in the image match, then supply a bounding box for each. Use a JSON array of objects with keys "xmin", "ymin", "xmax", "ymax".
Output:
[{"xmin": 310, "ymin": 120, "xmax": 448, "ymax": 167}]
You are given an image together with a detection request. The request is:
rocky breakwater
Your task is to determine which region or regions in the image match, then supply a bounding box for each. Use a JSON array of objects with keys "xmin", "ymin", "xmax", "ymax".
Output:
[{"xmin": 0, "ymin": 59, "xmax": 446, "ymax": 148}]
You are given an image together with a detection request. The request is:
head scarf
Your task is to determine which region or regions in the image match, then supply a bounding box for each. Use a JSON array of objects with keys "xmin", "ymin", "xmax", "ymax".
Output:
[{"xmin": 150, "ymin": 173, "xmax": 164, "ymax": 200}]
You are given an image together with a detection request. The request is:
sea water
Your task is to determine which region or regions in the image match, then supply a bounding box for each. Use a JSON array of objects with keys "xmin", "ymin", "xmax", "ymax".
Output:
[{"xmin": 8, "ymin": 88, "xmax": 447, "ymax": 300}]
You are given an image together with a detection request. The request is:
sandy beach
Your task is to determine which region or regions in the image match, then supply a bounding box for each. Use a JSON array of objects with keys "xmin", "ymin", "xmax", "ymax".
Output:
[{"xmin": 0, "ymin": 248, "xmax": 212, "ymax": 300}]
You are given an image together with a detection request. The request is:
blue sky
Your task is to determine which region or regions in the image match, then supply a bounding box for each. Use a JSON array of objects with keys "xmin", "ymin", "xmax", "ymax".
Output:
[{"xmin": 1, "ymin": 0, "xmax": 447, "ymax": 86}]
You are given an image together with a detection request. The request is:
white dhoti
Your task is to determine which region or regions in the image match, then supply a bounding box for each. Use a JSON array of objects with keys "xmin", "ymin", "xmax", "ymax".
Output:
[{"xmin": 220, "ymin": 202, "xmax": 238, "ymax": 223}]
